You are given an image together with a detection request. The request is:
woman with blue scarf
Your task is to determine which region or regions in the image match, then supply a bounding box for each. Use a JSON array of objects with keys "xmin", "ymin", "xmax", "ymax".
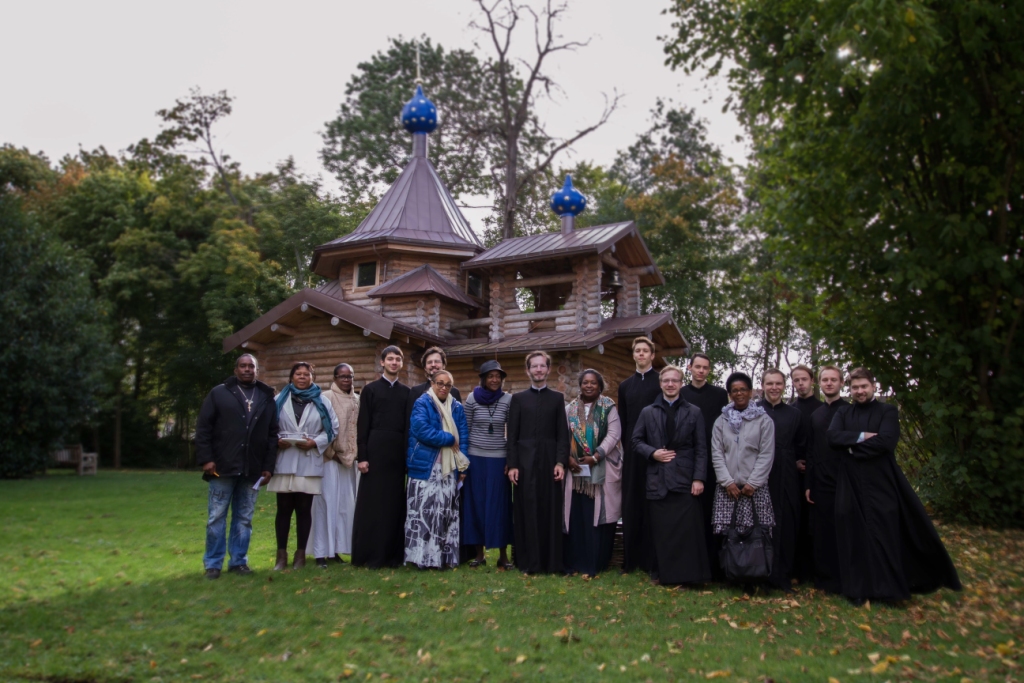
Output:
[{"xmin": 268, "ymin": 362, "xmax": 339, "ymax": 571}]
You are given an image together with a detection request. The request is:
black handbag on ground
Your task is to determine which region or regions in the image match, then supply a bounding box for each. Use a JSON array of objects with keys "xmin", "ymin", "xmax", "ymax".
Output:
[{"xmin": 719, "ymin": 497, "xmax": 774, "ymax": 580}]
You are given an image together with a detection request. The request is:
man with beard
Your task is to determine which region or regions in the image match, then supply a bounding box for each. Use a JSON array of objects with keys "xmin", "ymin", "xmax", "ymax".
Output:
[
  {"xmin": 788, "ymin": 364, "xmax": 821, "ymax": 582},
  {"xmin": 351, "ymin": 346, "xmax": 411, "ymax": 568},
  {"xmin": 507, "ymin": 350, "xmax": 569, "ymax": 574},
  {"xmin": 616, "ymin": 337, "xmax": 661, "ymax": 573},
  {"xmin": 679, "ymin": 352, "xmax": 729, "ymax": 579},
  {"xmin": 804, "ymin": 365, "xmax": 847, "ymax": 592},
  {"xmin": 759, "ymin": 369, "xmax": 807, "ymax": 591},
  {"xmin": 828, "ymin": 367, "xmax": 961, "ymax": 604},
  {"xmin": 407, "ymin": 346, "xmax": 462, "ymax": 419}
]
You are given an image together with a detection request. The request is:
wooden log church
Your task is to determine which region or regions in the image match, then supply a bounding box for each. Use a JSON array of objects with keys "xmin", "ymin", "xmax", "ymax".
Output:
[{"xmin": 223, "ymin": 85, "xmax": 688, "ymax": 398}]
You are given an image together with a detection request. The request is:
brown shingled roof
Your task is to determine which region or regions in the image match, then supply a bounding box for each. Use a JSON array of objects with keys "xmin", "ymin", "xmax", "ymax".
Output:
[
  {"xmin": 460, "ymin": 222, "xmax": 664, "ymax": 287},
  {"xmin": 366, "ymin": 264, "xmax": 481, "ymax": 308},
  {"xmin": 313, "ymin": 156, "xmax": 483, "ymax": 258},
  {"xmin": 444, "ymin": 313, "xmax": 687, "ymax": 358},
  {"xmin": 222, "ymin": 280, "xmax": 445, "ymax": 353}
]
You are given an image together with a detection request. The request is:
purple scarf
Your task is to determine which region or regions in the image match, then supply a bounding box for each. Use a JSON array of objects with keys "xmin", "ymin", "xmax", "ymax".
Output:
[{"xmin": 473, "ymin": 386, "xmax": 503, "ymax": 406}]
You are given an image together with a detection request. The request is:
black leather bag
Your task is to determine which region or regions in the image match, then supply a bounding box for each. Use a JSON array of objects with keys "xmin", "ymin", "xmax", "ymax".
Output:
[{"xmin": 719, "ymin": 497, "xmax": 773, "ymax": 580}]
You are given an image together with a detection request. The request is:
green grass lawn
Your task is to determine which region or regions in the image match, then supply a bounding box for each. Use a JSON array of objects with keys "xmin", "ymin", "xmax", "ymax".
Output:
[{"xmin": 0, "ymin": 471, "xmax": 1021, "ymax": 683}]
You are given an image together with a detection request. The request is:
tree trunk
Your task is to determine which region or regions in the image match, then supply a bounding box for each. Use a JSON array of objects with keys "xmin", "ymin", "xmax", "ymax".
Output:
[
  {"xmin": 503, "ymin": 140, "xmax": 519, "ymax": 241},
  {"xmin": 113, "ymin": 392, "xmax": 122, "ymax": 469}
]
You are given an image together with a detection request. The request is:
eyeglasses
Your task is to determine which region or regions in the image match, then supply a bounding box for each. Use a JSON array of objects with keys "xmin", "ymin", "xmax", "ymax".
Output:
[
  {"xmin": 660, "ymin": 378, "xmax": 682, "ymax": 385},
  {"xmin": 433, "ymin": 381, "xmax": 453, "ymax": 389}
]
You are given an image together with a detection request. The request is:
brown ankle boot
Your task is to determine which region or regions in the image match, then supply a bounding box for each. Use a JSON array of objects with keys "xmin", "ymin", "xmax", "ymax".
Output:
[
  {"xmin": 292, "ymin": 549, "xmax": 306, "ymax": 570},
  {"xmin": 273, "ymin": 549, "xmax": 288, "ymax": 571}
]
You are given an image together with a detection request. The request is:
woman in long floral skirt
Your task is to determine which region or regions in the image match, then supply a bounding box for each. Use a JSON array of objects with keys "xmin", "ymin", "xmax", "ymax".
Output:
[{"xmin": 404, "ymin": 370, "xmax": 470, "ymax": 569}]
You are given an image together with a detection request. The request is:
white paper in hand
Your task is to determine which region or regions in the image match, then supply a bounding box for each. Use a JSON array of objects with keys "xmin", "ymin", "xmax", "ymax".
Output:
[{"xmin": 577, "ymin": 464, "xmax": 591, "ymax": 477}]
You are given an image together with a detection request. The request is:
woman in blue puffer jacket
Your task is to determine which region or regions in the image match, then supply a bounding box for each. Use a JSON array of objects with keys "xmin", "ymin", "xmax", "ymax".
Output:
[{"xmin": 404, "ymin": 370, "xmax": 470, "ymax": 569}]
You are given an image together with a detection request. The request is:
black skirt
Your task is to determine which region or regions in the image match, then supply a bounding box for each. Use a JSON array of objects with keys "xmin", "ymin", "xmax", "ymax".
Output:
[
  {"xmin": 649, "ymin": 490, "xmax": 711, "ymax": 585},
  {"xmin": 563, "ymin": 491, "xmax": 616, "ymax": 576}
]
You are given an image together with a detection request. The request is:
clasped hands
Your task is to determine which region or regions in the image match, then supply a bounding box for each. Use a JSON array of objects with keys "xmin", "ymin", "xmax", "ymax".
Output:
[
  {"xmin": 278, "ymin": 437, "xmax": 317, "ymax": 450},
  {"xmin": 726, "ymin": 482, "xmax": 756, "ymax": 500}
]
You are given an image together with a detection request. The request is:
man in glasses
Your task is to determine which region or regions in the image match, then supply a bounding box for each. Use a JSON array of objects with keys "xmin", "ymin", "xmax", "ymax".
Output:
[
  {"xmin": 680, "ymin": 352, "xmax": 730, "ymax": 579},
  {"xmin": 631, "ymin": 365, "xmax": 710, "ymax": 586}
]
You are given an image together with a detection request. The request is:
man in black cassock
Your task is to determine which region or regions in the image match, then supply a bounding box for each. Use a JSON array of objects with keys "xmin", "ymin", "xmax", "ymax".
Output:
[
  {"xmin": 758, "ymin": 369, "xmax": 808, "ymax": 591},
  {"xmin": 507, "ymin": 350, "xmax": 569, "ymax": 574},
  {"xmin": 828, "ymin": 367, "xmax": 961, "ymax": 604},
  {"xmin": 617, "ymin": 336, "xmax": 661, "ymax": 573},
  {"xmin": 632, "ymin": 365, "xmax": 710, "ymax": 586},
  {"xmin": 351, "ymin": 345, "xmax": 411, "ymax": 568},
  {"xmin": 788, "ymin": 364, "xmax": 822, "ymax": 582},
  {"xmin": 804, "ymin": 365, "xmax": 847, "ymax": 593},
  {"xmin": 679, "ymin": 352, "xmax": 729, "ymax": 579}
]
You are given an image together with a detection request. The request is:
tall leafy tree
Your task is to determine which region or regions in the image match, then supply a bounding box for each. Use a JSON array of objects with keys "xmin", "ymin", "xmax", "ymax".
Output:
[
  {"xmin": 665, "ymin": 0, "xmax": 1024, "ymax": 524},
  {"xmin": 607, "ymin": 105, "xmax": 744, "ymax": 364},
  {"xmin": 321, "ymin": 37, "xmax": 501, "ymax": 202},
  {"xmin": 0, "ymin": 155, "xmax": 116, "ymax": 477}
]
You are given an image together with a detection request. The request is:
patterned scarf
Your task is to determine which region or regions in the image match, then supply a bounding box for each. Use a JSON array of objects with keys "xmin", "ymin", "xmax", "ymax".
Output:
[
  {"xmin": 275, "ymin": 383, "xmax": 335, "ymax": 442},
  {"xmin": 721, "ymin": 401, "xmax": 766, "ymax": 436},
  {"xmin": 567, "ymin": 395, "xmax": 615, "ymax": 496}
]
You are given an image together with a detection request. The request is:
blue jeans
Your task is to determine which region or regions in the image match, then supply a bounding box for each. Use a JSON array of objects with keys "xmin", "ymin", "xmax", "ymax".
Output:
[{"xmin": 204, "ymin": 475, "xmax": 260, "ymax": 570}]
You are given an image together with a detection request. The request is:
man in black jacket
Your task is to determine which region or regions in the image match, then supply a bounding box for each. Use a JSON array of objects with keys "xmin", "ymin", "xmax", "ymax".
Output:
[
  {"xmin": 195, "ymin": 354, "xmax": 279, "ymax": 579},
  {"xmin": 631, "ymin": 365, "xmax": 710, "ymax": 586}
]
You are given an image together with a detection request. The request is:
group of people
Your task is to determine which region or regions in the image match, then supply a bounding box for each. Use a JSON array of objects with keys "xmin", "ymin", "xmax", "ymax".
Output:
[{"xmin": 195, "ymin": 337, "xmax": 961, "ymax": 604}]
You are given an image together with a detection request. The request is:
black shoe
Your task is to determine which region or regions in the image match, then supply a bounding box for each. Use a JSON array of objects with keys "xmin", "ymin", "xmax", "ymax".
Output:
[
  {"xmin": 316, "ymin": 558, "xmax": 329, "ymax": 569},
  {"xmin": 333, "ymin": 554, "xmax": 346, "ymax": 564},
  {"xmin": 468, "ymin": 558, "xmax": 487, "ymax": 568},
  {"xmin": 227, "ymin": 564, "xmax": 252, "ymax": 575},
  {"xmin": 205, "ymin": 568, "xmax": 221, "ymax": 580}
]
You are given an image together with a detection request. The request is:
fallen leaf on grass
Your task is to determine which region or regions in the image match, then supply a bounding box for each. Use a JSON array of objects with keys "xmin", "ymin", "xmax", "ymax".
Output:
[
  {"xmin": 705, "ymin": 670, "xmax": 731, "ymax": 678},
  {"xmin": 857, "ymin": 624, "xmax": 872, "ymax": 633},
  {"xmin": 869, "ymin": 661, "xmax": 888, "ymax": 674},
  {"xmin": 340, "ymin": 670, "xmax": 355, "ymax": 679},
  {"xmin": 330, "ymin": 631, "xmax": 343, "ymax": 638},
  {"xmin": 597, "ymin": 663, "xmax": 606, "ymax": 671},
  {"xmin": 515, "ymin": 654, "xmax": 527, "ymax": 664},
  {"xmin": 867, "ymin": 653, "xmax": 880, "ymax": 664},
  {"xmin": 437, "ymin": 605, "xmax": 451, "ymax": 612},
  {"xmin": 828, "ymin": 678, "xmax": 840, "ymax": 683},
  {"xmin": 202, "ymin": 643, "xmax": 213, "ymax": 652},
  {"xmin": 150, "ymin": 661, "xmax": 157, "ymax": 669},
  {"xmin": 256, "ymin": 629, "xmax": 267, "ymax": 637},
  {"xmin": 29, "ymin": 639, "xmax": 42, "ymax": 648},
  {"xmin": 936, "ymin": 629, "xmax": 952, "ymax": 641}
]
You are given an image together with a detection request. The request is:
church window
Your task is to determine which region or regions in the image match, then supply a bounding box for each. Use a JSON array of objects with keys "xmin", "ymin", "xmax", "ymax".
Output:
[{"xmin": 355, "ymin": 261, "xmax": 378, "ymax": 288}]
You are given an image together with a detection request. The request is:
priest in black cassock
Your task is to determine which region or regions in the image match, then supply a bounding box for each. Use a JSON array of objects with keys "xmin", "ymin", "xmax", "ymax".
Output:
[
  {"xmin": 507, "ymin": 350, "xmax": 569, "ymax": 574},
  {"xmin": 759, "ymin": 369, "xmax": 808, "ymax": 591},
  {"xmin": 804, "ymin": 365, "xmax": 847, "ymax": 593},
  {"xmin": 788, "ymin": 364, "xmax": 822, "ymax": 582},
  {"xmin": 351, "ymin": 346, "xmax": 411, "ymax": 569},
  {"xmin": 828, "ymin": 367, "xmax": 961, "ymax": 604},
  {"xmin": 632, "ymin": 365, "xmax": 711, "ymax": 586},
  {"xmin": 679, "ymin": 352, "xmax": 729, "ymax": 579},
  {"xmin": 616, "ymin": 336, "xmax": 661, "ymax": 573}
]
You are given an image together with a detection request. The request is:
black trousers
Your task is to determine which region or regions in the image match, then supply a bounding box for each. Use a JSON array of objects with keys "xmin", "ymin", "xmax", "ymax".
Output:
[{"xmin": 275, "ymin": 492, "xmax": 313, "ymax": 551}]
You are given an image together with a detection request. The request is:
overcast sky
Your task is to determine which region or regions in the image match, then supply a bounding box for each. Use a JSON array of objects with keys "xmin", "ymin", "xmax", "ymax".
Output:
[{"xmin": 2, "ymin": 0, "xmax": 746, "ymax": 227}]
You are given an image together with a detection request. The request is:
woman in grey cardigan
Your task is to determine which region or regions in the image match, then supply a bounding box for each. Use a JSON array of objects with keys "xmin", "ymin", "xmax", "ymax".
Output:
[
  {"xmin": 461, "ymin": 360, "xmax": 514, "ymax": 569},
  {"xmin": 711, "ymin": 372, "xmax": 776, "ymax": 549}
]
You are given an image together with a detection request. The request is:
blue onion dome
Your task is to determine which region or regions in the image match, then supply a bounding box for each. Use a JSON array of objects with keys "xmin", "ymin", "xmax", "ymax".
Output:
[
  {"xmin": 550, "ymin": 174, "xmax": 587, "ymax": 217},
  {"xmin": 401, "ymin": 84, "xmax": 438, "ymax": 134}
]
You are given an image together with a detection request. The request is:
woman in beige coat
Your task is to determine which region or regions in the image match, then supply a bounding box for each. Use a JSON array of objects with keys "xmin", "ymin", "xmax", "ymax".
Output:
[{"xmin": 310, "ymin": 363, "xmax": 360, "ymax": 568}]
